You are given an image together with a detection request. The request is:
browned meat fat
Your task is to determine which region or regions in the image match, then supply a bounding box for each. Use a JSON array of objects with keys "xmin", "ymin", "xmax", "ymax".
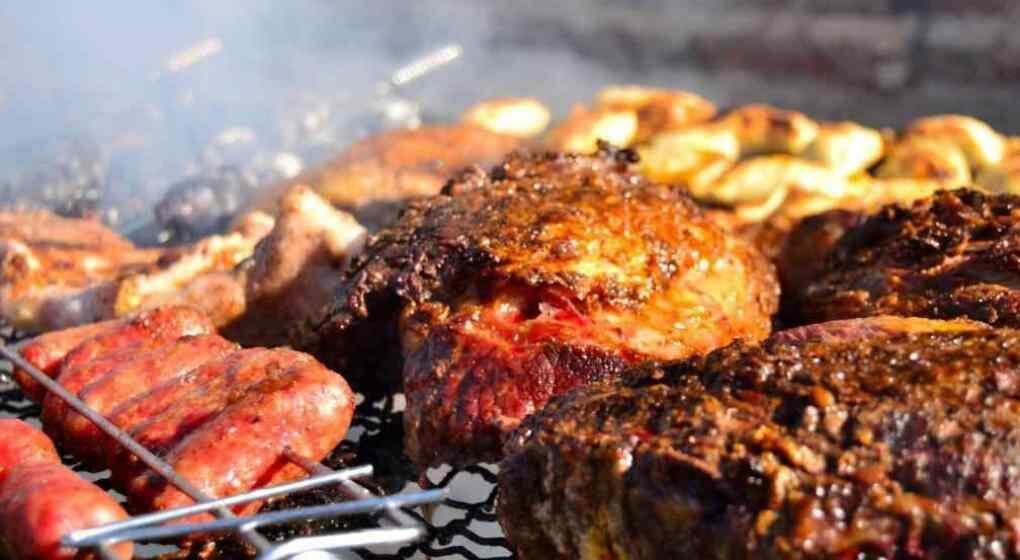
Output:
[
  {"xmin": 499, "ymin": 317, "xmax": 1020, "ymax": 560},
  {"xmin": 786, "ymin": 189, "xmax": 1020, "ymax": 327},
  {"xmin": 313, "ymin": 146, "xmax": 778, "ymax": 467}
]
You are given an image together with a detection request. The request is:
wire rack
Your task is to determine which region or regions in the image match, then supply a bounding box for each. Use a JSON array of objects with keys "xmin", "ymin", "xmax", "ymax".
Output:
[{"xmin": 0, "ymin": 322, "xmax": 514, "ymax": 560}]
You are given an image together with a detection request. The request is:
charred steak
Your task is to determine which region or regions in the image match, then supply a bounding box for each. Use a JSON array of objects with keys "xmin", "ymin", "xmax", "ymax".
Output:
[
  {"xmin": 787, "ymin": 188, "xmax": 1020, "ymax": 327},
  {"xmin": 311, "ymin": 146, "xmax": 778, "ymax": 467},
  {"xmin": 498, "ymin": 316, "xmax": 1020, "ymax": 560}
]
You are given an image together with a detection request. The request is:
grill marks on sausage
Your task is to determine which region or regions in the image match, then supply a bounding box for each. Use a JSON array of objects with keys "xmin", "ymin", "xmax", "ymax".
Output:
[{"xmin": 9, "ymin": 305, "xmax": 354, "ymax": 522}]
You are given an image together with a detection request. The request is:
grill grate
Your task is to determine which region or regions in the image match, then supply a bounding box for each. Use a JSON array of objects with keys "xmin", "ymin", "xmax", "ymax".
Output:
[{"xmin": 0, "ymin": 322, "xmax": 514, "ymax": 559}]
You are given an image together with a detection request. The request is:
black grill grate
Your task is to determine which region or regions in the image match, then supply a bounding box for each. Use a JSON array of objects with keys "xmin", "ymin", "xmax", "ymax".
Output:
[{"xmin": 0, "ymin": 322, "xmax": 514, "ymax": 560}]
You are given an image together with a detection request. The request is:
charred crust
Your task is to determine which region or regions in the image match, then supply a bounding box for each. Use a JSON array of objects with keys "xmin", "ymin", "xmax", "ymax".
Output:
[
  {"xmin": 311, "ymin": 148, "xmax": 742, "ymax": 386},
  {"xmin": 501, "ymin": 326, "xmax": 1020, "ymax": 558},
  {"xmin": 791, "ymin": 189, "xmax": 1020, "ymax": 327}
]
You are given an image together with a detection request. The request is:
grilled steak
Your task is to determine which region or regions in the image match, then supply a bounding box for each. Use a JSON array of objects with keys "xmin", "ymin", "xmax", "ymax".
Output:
[
  {"xmin": 787, "ymin": 189, "xmax": 1020, "ymax": 327},
  {"xmin": 312, "ymin": 145, "xmax": 778, "ymax": 467},
  {"xmin": 499, "ymin": 317, "xmax": 1020, "ymax": 560}
]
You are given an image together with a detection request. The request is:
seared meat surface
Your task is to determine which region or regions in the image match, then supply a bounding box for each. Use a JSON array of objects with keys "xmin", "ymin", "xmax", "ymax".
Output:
[
  {"xmin": 787, "ymin": 188, "xmax": 1020, "ymax": 327},
  {"xmin": 499, "ymin": 317, "xmax": 1020, "ymax": 560},
  {"xmin": 0, "ymin": 420, "xmax": 132, "ymax": 560},
  {"xmin": 243, "ymin": 124, "xmax": 523, "ymax": 231},
  {"xmin": 0, "ymin": 209, "xmax": 274, "ymax": 332},
  {"xmin": 225, "ymin": 185, "xmax": 366, "ymax": 346},
  {"xmin": 0, "ymin": 211, "xmax": 162, "ymax": 331},
  {"xmin": 313, "ymin": 146, "xmax": 778, "ymax": 467}
]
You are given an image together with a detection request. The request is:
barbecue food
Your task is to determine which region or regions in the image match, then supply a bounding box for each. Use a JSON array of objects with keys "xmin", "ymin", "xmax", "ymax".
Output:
[
  {"xmin": 787, "ymin": 188, "xmax": 1020, "ymax": 327},
  {"xmin": 49, "ymin": 334, "xmax": 238, "ymax": 463},
  {"xmin": 243, "ymin": 124, "xmax": 523, "ymax": 231},
  {"xmin": 0, "ymin": 208, "xmax": 274, "ymax": 332},
  {"xmin": 0, "ymin": 210, "xmax": 161, "ymax": 331},
  {"xmin": 547, "ymin": 86, "xmax": 716, "ymax": 153},
  {"xmin": 499, "ymin": 316, "xmax": 1020, "ymax": 560},
  {"xmin": 313, "ymin": 146, "xmax": 778, "ymax": 467},
  {"xmin": 462, "ymin": 97, "xmax": 551, "ymax": 139},
  {"xmin": 0, "ymin": 419, "xmax": 132, "ymax": 560},
  {"xmin": 224, "ymin": 185, "xmax": 367, "ymax": 346},
  {"xmin": 106, "ymin": 210, "xmax": 275, "ymax": 326},
  {"xmin": 12, "ymin": 306, "xmax": 355, "ymax": 522},
  {"xmin": 128, "ymin": 353, "xmax": 350, "ymax": 520},
  {"xmin": 15, "ymin": 306, "xmax": 215, "ymax": 401},
  {"xmin": 634, "ymin": 108, "xmax": 1020, "ymax": 259}
]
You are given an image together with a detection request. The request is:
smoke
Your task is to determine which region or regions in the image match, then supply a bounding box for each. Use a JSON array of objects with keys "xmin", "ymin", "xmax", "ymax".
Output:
[{"xmin": 1, "ymin": 0, "xmax": 1015, "ymax": 230}]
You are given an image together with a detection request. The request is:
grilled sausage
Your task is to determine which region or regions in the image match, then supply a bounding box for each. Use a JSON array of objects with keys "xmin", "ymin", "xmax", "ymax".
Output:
[
  {"xmin": 0, "ymin": 420, "xmax": 132, "ymax": 560},
  {"xmin": 56, "ymin": 306, "xmax": 214, "ymax": 379},
  {"xmin": 131, "ymin": 357, "xmax": 354, "ymax": 521},
  {"xmin": 112, "ymin": 349, "xmax": 306, "ymax": 485},
  {"xmin": 41, "ymin": 306, "xmax": 213, "ymax": 442},
  {"xmin": 14, "ymin": 318, "xmax": 121, "ymax": 401},
  {"xmin": 58, "ymin": 334, "xmax": 237, "ymax": 464},
  {"xmin": 0, "ymin": 419, "xmax": 60, "ymax": 475}
]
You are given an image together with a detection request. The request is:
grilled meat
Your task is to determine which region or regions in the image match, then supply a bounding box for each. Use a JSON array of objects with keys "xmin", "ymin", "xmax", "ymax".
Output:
[
  {"xmin": 0, "ymin": 209, "xmax": 274, "ymax": 332},
  {"xmin": 787, "ymin": 188, "xmax": 1020, "ymax": 327},
  {"xmin": 0, "ymin": 420, "xmax": 132, "ymax": 560},
  {"xmin": 15, "ymin": 306, "xmax": 214, "ymax": 401},
  {"xmin": 776, "ymin": 209, "xmax": 868, "ymax": 309},
  {"xmin": 51, "ymin": 334, "xmax": 238, "ymax": 464},
  {"xmin": 110, "ymin": 349, "xmax": 308, "ymax": 488},
  {"xmin": 11, "ymin": 306, "xmax": 354, "ymax": 520},
  {"xmin": 313, "ymin": 146, "xmax": 778, "ymax": 467},
  {"xmin": 499, "ymin": 317, "xmax": 1019, "ymax": 560},
  {"xmin": 0, "ymin": 211, "xmax": 162, "ymax": 331},
  {"xmin": 546, "ymin": 86, "xmax": 716, "ymax": 152},
  {"xmin": 130, "ymin": 355, "xmax": 350, "ymax": 521},
  {"xmin": 242, "ymin": 124, "xmax": 523, "ymax": 231},
  {"xmin": 224, "ymin": 185, "xmax": 366, "ymax": 346}
]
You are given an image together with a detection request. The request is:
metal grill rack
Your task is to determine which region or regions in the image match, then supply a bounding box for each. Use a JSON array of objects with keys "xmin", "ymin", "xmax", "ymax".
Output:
[
  {"xmin": 0, "ymin": 336, "xmax": 447, "ymax": 560},
  {"xmin": 0, "ymin": 323, "xmax": 515, "ymax": 560}
]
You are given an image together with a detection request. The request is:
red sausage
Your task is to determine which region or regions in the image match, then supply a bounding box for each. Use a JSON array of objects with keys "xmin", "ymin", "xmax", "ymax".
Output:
[
  {"xmin": 42, "ymin": 306, "xmax": 214, "ymax": 443},
  {"xmin": 0, "ymin": 419, "xmax": 59, "ymax": 477},
  {"xmin": 0, "ymin": 464, "xmax": 133, "ymax": 560},
  {"xmin": 115, "ymin": 349, "xmax": 309, "ymax": 486},
  {"xmin": 59, "ymin": 334, "xmax": 236, "ymax": 464},
  {"xmin": 131, "ymin": 356, "xmax": 353, "ymax": 520},
  {"xmin": 0, "ymin": 420, "xmax": 132, "ymax": 560},
  {"xmin": 56, "ymin": 306, "xmax": 213, "ymax": 377},
  {"xmin": 14, "ymin": 318, "xmax": 121, "ymax": 401}
]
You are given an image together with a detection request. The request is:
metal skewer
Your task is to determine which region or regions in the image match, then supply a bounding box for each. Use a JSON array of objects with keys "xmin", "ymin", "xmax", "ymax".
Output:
[
  {"xmin": 0, "ymin": 342, "xmax": 274, "ymax": 554},
  {"xmin": 65, "ymin": 465, "xmax": 373, "ymax": 546},
  {"xmin": 0, "ymin": 341, "xmax": 445, "ymax": 559}
]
